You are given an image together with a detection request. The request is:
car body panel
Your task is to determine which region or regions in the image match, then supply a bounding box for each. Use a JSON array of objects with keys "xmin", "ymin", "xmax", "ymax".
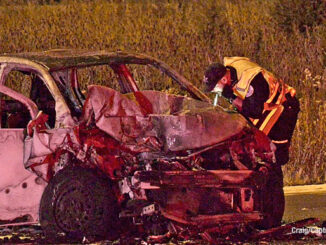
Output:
[
  {"xmin": 84, "ymin": 85, "xmax": 248, "ymax": 152},
  {"xmin": 0, "ymin": 88, "xmax": 46, "ymax": 222}
]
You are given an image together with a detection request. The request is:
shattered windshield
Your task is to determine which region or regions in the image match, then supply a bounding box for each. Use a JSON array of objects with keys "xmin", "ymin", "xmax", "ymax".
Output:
[{"xmin": 127, "ymin": 64, "xmax": 188, "ymax": 96}]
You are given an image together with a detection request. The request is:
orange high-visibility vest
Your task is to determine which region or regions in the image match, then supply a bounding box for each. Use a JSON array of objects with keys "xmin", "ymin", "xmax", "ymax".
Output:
[{"xmin": 223, "ymin": 57, "xmax": 296, "ymax": 135}]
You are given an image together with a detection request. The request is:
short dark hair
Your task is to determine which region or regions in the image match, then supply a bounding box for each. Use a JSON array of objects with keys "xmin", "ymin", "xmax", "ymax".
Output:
[{"xmin": 203, "ymin": 63, "xmax": 227, "ymax": 92}]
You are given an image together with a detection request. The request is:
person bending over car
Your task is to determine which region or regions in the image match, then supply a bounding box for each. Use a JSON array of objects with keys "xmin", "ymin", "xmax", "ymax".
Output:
[
  {"xmin": 203, "ymin": 57, "xmax": 300, "ymax": 166},
  {"xmin": 203, "ymin": 57, "xmax": 300, "ymax": 227}
]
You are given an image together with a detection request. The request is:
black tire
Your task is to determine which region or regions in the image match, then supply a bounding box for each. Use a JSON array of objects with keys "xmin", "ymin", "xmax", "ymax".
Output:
[
  {"xmin": 39, "ymin": 166, "xmax": 120, "ymax": 241},
  {"xmin": 259, "ymin": 166, "xmax": 285, "ymax": 229}
]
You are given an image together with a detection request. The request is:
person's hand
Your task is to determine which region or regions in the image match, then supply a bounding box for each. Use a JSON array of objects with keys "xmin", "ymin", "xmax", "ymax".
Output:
[{"xmin": 222, "ymin": 85, "xmax": 236, "ymax": 100}]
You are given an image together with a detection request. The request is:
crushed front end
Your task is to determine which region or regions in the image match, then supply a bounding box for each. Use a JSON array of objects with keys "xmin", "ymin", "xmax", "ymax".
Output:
[{"xmin": 26, "ymin": 86, "xmax": 279, "ymax": 241}]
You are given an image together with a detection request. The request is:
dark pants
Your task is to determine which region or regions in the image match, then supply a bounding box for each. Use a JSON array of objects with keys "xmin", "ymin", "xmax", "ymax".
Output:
[{"xmin": 268, "ymin": 94, "xmax": 300, "ymax": 165}]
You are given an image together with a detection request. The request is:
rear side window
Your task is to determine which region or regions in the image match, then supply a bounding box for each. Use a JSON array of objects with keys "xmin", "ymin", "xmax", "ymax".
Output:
[
  {"xmin": 0, "ymin": 93, "xmax": 31, "ymax": 129},
  {"xmin": 3, "ymin": 70, "xmax": 56, "ymax": 128},
  {"xmin": 5, "ymin": 71, "xmax": 32, "ymax": 98}
]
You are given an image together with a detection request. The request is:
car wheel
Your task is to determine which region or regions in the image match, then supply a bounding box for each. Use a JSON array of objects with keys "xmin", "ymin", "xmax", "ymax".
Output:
[
  {"xmin": 39, "ymin": 166, "xmax": 120, "ymax": 241},
  {"xmin": 259, "ymin": 166, "xmax": 285, "ymax": 229}
]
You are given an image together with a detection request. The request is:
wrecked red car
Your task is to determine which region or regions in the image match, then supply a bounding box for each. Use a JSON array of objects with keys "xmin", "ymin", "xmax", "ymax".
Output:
[{"xmin": 0, "ymin": 50, "xmax": 283, "ymax": 241}]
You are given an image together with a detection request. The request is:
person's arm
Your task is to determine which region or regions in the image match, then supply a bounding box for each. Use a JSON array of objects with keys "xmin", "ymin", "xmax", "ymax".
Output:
[
  {"xmin": 220, "ymin": 85, "xmax": 244, "ymax": 111},
  {"xmin": 232, "ymin": 97, "xmax": 243, "ymax": 111},
  {"xmin": 220, "ymin": 72, "xmax": 269, "ymax": 117},
  {"xmin": 241, "ymin": 73, "xmax": 269, "ymax": 119}
]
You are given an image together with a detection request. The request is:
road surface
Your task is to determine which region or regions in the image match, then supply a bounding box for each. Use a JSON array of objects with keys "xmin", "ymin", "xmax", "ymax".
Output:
[{"xmin": 284, "ymin": 184, "xmax": 326, "ymax": 223}]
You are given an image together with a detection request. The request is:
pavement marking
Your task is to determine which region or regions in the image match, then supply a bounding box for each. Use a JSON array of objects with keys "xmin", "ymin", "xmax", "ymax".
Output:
[{"xmin": 284, "ymin": 184, "xmax": 326, "ymax": 195}]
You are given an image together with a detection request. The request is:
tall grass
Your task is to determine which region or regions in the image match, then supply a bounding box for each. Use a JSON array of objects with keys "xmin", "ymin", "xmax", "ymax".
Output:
[{"xmin": 0, "ymin": 0, "xmax": 325, "ymax": 185}]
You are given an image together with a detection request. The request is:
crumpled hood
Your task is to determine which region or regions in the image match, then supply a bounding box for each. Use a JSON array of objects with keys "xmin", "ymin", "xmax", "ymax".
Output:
[{"xmin": 83, "ymin": 85, "xmax": 249, "ymax": 152}]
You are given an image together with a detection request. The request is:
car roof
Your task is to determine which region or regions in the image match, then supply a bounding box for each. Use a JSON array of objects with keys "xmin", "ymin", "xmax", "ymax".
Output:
[
  {"xmin": 0, "ymin": 49, "xmax": 164, "ymax": 71},
  {"xmin": 0, "ymin": 49, "xmax": 211, "ymax": 103}
]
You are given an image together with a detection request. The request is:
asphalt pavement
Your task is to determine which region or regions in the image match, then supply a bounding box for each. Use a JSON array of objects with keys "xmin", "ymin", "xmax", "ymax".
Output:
[{"xmin": 284, "ymin": 184, "xmax": 326, "ymax": 223}]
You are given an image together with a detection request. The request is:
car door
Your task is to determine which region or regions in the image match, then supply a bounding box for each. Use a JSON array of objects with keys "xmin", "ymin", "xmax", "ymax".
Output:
[{"xmin": 0, "ymin": 85, "xmax": 45, "ymax": 223}]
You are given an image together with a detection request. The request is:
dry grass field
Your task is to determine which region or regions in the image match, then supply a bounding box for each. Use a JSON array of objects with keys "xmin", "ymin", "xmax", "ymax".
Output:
[{"xmin": 0, "ymin": 0, "xmax": 325, "ymax": 185}]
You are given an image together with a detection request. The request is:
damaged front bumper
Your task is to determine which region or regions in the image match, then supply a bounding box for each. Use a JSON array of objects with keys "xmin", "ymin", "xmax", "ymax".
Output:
[{"xmin": 119, "ymin": 169, "xmax": 268, "ymax": 227}]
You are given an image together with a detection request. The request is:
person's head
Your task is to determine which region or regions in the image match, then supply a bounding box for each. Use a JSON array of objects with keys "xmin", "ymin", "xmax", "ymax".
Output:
[{"xmin": 203, "ymin": 63, "xmax": 231, "ymax": 92}]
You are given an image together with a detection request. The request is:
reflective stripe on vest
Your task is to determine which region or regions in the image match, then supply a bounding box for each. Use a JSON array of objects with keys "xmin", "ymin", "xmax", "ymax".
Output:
[
  {"xmin": 272, "ymin": 139, "xmax": 289, "ymax": 144},
  {"xmin": 223, "ymin": 57, "xmax": 296, "ymax": 135}
]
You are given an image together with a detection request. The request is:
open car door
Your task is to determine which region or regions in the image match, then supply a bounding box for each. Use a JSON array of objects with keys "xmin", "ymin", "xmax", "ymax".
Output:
[{"xmin": 0, "ymin": 85, "xmax": 46, "ymax": 224}]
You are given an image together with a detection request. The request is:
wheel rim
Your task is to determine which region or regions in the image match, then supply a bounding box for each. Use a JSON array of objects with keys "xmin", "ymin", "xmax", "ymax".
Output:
[{"xmin": 54, "ymin": 181, "xmax": 95, "ymax": 233}]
